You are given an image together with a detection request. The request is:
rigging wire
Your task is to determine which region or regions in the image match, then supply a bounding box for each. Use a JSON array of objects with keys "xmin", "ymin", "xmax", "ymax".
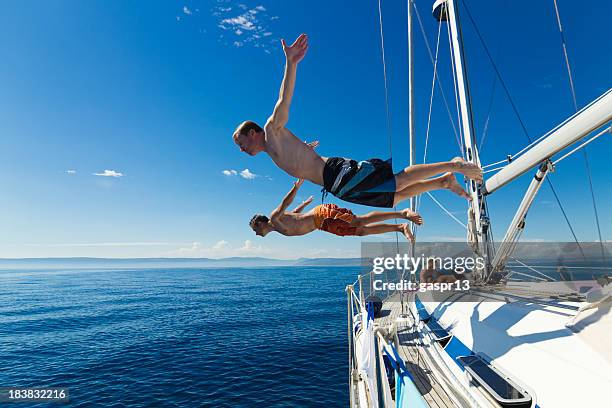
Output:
[
  {"xmin": 412, "ymin": 2, "xmax": 470, "ymax": 238},
  {"xmin": 478, "ymin": 76, "xmax": 496, "ymax": 151},
  {"xmin": 552, "ymin": 0, "xmax": 578, "ymax": 111},
  {"xmin": 460, "ymin": 0, "xmax": 531, "ymax": 144},
  {"xmin": 553, "ymin": 126, "xmax": 611, "ymax": 165},
  {"xmin": 376, "ymin": 0, "xmax": 402, "ymax": 250},
  {"xmin": 483, "ymin": 165, "xmax": 506, "ymax": 174},
  {"xmin": 414, "ymin": 2, "xmax": 481, "ymax": 240},
  {"xmin": 546, "ymin": 177, "xmax": 586, "ymax": 260},
  {"xmin": 414, "ymin": 9, "xmax": 444, "ymax": 224},
  {"xmin": 412, "ymin": 2, "xmax": 463, "ymax": 151},
  {"xmin": 583, "ymin": 148, "xmax": 606, "ymax": 261},
  {"xmin": 446, "ymin": 18, "xmax": 465, "ymax": 156},
  {"xmin": 426, "ymin": 192, "xmax": 467, "ymax": 230},
  {"xmin": 460, "ymin": 0, "xmax": 584, "ymax": 258},
  {"xmin": 422, "ymin": 17, "xmax": 443, "ymax": 167},
  {"xmin": 377, "ymin": 0, "xmax": 393, "ymax": 157},
  {"xmin": 482, "ymin": 158, "xmax": 509, "ymax": 169},
  {"xmin": 511, "ymin": 258, "xmax": 555, "ymax": 282},
  {"xmin": 413, "ymin": 2, "xmax": 470, "ymax": 238},
  {"xmin": 484, "ymin": 123, "xmax": 609, "ymax": 170},
  {"xmin": 551, "ymin": 0, "xmax": 606, "ymax": 262}
]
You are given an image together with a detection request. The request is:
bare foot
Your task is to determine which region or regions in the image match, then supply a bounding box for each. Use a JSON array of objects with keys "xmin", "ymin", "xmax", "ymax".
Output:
[
  {"xmin": 401, "ymin": 208, "xmax": 423, "ymax": 225},
  {"xmin": 451, "ymin": 157, "xmax": 483, "ymax": 182},
  {"xmin": 401, "ymin": 223, "xmax": 415, "ymax": 242},
  {"xmin": 442, "ymin": 172, "xmax": 471, "ymax": 200}
]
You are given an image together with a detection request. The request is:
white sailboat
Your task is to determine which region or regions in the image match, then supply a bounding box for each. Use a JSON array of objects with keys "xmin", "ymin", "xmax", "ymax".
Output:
[{"xmin": 346, "ymin": 1, "xmax": 612, "ymax": 407}]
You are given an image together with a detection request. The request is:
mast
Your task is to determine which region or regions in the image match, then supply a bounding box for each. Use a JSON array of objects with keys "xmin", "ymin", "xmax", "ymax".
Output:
[
  {"xmin": 403, "ymin": 0, "xmax": 416, "ymax": 314},
  {"xmin": 408, "ymin": 0, "xmax": 416, "ymax": 222},
  {"xmin": 408, "ymin": 0, "xmax": 417, "ymax": 257},
  {"xmin": 433, "ymin": 0, "xmax": 493, "ymax": 273},
  {"xmin": 407, "ymin": 0, "xmax": 416, "ymax": 211}
]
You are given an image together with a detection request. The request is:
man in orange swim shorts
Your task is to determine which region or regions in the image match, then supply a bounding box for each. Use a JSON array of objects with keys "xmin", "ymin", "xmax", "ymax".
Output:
[{"xmin": 249, "ymin": 179, "xmax": 422, "ymax": 241}]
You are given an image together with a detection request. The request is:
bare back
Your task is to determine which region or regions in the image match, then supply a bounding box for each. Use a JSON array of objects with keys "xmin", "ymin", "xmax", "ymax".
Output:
[
  {"xmin": 264, "ymin": 123, "xmax": 325, "ymax": 185},
  {"xmin": 271, "ymin": 210, "xmax": 318, "ymax": 236}
]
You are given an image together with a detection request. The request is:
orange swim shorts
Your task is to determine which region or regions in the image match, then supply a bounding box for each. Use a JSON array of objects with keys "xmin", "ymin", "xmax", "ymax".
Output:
[{"xmin": 313, "ymin": 204, "xmax": 358, "ymax": 237}]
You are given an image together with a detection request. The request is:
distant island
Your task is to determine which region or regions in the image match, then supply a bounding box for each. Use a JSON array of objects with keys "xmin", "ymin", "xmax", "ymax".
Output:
[
  {"xmin": 0, "ymin": 257, "xmax": 364, "ymax": 269},
  {"xmin": 1, "ymin": 242, "xmax": 608, "ymax": 270}
]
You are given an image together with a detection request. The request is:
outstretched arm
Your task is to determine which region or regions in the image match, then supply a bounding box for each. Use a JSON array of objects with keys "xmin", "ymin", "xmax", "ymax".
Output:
[
  {"xmin": 267, "ymin": 34, "xmax": 309, "ymax": 130},
  {"xmin": 291, "ymin": 195, "xmax": 313, "ymax": 213},
  {"xmin": 271, "ymin": 179, "xmax": 304, "ymax": 219}
]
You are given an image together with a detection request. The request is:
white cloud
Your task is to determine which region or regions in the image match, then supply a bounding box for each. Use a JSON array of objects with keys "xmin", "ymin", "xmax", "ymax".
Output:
[
  {"xmin": 222, "ymin": 168, "xmax": 259, "ymax": 180},
  {"xmin": 167, "ymin": 240, "xmax": 358, "ymax": 260},
  {"xmin": 26, "ymin": 242, "xmax": 187, "ymax": 247},
  {"xmin": 212, "ymin": 240, "xmax": 229, "ymax": 250},
  {"xmin": 170, "ymin": 239, "xmax": 271, "ymax": 258},
  {"xmin": 183, "ymin": 6, "xmax": 192, "ymax": 15},
  {"xmin": 237, "ymin": 239, "xmax": 268, "ymax": 255},
  {"xmin": 214, "ymin": 2, "xmax": 279, "ymax": 51},
  {"xmin": 66, "ymin": 169, "xmax": 76, "ymax": 175},
  {"xmin": 93, "ymin": 170, "xmax": 124, "ymax": 178},
  {"xmin": 221, "ymin": 15, "xmax": 256, "ymax": 31},
  {"xmin": 173, "ymin": 242, "xmax": 203, "ymax": 255},
  {"xmin": 239, "ymin": 169, "xmax": 256, "ymax": 179}
]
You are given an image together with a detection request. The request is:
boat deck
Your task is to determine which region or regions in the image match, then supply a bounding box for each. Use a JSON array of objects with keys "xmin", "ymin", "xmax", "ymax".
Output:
[{"xmin": 375, "ymin": 296, "xmax": 459, "ymax": 408}]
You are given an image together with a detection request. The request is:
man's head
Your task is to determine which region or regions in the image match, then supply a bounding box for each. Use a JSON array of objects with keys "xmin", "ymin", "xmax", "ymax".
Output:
[
  {"xmin": 249, "ymin": 214, "xmax": 273, "ymax": 237},
  {"xmin": 233, "ymin": 121, "xmax": 265, "ymax": 155}
]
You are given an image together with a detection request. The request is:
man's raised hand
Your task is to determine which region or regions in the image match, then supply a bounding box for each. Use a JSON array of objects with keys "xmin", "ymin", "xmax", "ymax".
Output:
[
  {"xmin": 282, "ymin": 34, "xmax": 309, "ymax": 65},
  {"xmin": 294, "ymin": 179, "xmax": 304, "ymax": 189}
]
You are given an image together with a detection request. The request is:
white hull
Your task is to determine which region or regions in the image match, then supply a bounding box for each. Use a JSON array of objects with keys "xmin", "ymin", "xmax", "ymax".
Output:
[{"xmin": 349, "ymin": 281, "xmax": 612, "ymax": 407}]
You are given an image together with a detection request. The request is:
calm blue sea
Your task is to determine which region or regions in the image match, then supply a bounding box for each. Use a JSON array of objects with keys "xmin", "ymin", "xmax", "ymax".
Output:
[{"xmin": 0, "ymin": 267, "xmax": 358, "ymax": 407}]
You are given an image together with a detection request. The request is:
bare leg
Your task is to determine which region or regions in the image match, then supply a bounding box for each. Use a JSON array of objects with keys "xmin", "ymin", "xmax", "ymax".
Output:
[
  {"xmin": 393, "ymin": 172, "xmax": 469, "ymax": 206},
  {"xmin": 353, "ymin": 209, "xmax": 423, "ymax": 226},
  {"xmin": 356, "ymin": 223, "xmax": 414, "ymax": 242},
  {"xmin": 394, "ymin": 157, "xmax": 482, "ymax": 192},
  {"xmin": 356, "ymin": 223, "xmax": 402, "ymax": 236}
]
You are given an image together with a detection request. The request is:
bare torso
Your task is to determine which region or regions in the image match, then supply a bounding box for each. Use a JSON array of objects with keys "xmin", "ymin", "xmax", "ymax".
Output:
[
  {"xmin": 264, "ymin": 123, "xmax": 326, "ymax": 185},
  {"xmin": 271, "ymin": 210, "xmax": 318, "ymax": 236}
]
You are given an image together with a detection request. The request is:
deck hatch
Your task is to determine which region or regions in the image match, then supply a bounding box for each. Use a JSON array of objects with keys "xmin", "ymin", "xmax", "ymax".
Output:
[
  {"xmin": 425, "ymin": 319, "xmax": 452, "ymax": 347},
  {"xmin": 457, "ymin": 355, "xmax": 532, "ymax": 407}
]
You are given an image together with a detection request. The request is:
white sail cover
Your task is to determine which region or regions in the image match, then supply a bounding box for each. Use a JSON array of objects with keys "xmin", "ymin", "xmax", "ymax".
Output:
[{"xmin": 358, "ymin": 310, "xmax": 378, "ymax": 408}]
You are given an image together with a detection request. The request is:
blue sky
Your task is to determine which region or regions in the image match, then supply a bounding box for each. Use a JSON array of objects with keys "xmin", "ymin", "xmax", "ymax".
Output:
[{"xmin": 0, "ymin": 0, "xmax": 610, "ymax": 259}]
